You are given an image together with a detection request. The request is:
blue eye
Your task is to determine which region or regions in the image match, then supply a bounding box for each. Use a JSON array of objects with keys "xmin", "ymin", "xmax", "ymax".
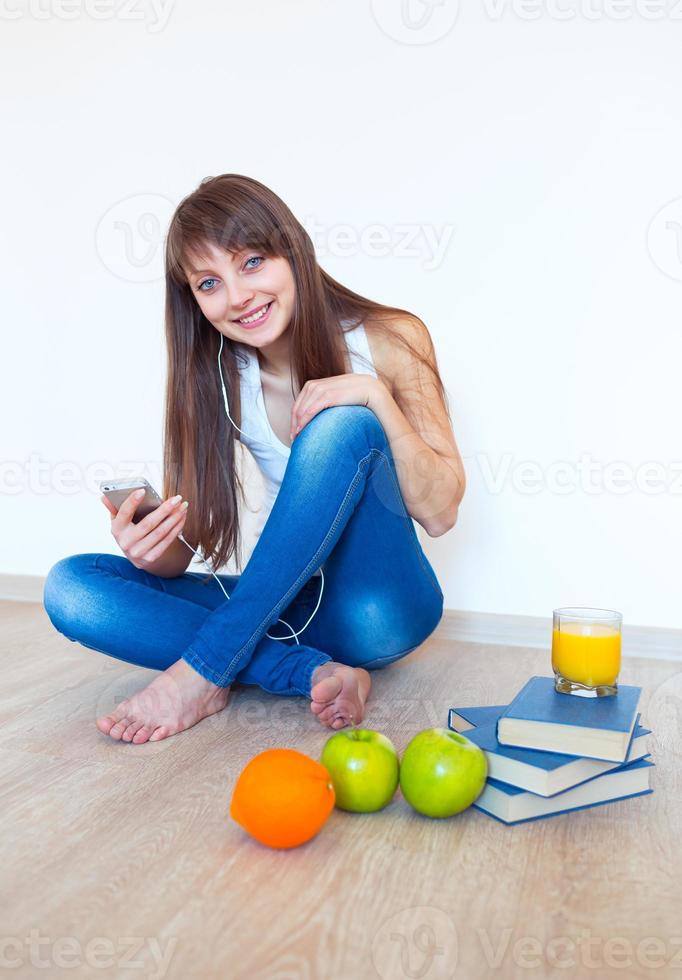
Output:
[{"xmin": 197, "ymin": 256, "xmax": 263, "ymax": 291}]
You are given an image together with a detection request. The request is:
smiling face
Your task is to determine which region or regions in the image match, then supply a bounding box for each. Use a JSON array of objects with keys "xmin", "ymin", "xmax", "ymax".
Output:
[{"xmin": 183, "ymin": 241, "xmax": 296, "ymax": 350}]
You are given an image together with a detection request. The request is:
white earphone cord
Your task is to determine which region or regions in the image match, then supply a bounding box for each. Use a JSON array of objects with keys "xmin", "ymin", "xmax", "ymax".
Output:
[{"xmin": 177, "ymin": 332, "xmax": 324, "ymax": 644}]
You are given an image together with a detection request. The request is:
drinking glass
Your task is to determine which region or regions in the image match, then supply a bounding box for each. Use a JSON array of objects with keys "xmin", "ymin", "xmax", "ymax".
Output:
[{"xmin": 552, "ymin": 607, "xmax": 622, "ymax": 697}]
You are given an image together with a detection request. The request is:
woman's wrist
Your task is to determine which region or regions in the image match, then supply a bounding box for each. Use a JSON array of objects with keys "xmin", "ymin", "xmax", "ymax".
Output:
[{"xmin": 366, "ymin": 376, "xmax": 392, "ymax": 413}]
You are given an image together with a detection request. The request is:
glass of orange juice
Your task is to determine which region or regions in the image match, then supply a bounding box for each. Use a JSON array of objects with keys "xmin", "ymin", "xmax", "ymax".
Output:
[{"xmin": 552, "ymin": 607, "xmax": 622, "ymax": 697}]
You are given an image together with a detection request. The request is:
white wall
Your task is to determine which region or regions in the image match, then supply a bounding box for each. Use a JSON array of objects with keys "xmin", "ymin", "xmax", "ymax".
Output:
[{"xmin": 2, "ymin": 2, "xmax": 681, "ymax": 628}]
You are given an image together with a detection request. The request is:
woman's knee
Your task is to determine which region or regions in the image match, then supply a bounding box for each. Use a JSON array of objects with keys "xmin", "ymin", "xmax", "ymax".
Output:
[
  {"xmin": 294, "ymin": 404, "xmax": 386, "ymax": 455},
  {"xmin": 43, "ymin": 553, "xmax": 103, "ymax": 633},
  {"xmin": 333, "ymin": 589, "xmax": 444, "ymax": 667}
]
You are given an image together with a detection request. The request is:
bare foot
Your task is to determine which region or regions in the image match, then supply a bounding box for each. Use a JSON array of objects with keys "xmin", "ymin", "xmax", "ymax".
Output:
[
  {"xmin": 96, "ymin": 659, "xmax": 230, "ymax": 744},
  {"xmin": 310, "ymin": 662, "xmax": 371, "ymax": 730}
]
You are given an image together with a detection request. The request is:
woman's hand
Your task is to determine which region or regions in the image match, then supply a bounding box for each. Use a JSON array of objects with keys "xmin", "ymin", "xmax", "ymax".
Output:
[
  {"xmin": 289, "ymin": 374, "xmax": 388, "ymax": 441},
  {"xmin": 101, "ymin": 491, "xmax": 189, "ymax": 570}
]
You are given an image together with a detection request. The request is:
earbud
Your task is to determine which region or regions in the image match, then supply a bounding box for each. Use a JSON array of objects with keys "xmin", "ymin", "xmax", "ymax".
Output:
[{"xmin": 176, "ymin": 333, "xmax": 324, "ymax": 643}]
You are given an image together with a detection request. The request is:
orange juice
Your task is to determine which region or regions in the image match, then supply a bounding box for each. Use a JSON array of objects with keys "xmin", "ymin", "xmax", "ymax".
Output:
[{"xmin": 552, "ymin": 623, "xmax": 621, "ymax": 688}]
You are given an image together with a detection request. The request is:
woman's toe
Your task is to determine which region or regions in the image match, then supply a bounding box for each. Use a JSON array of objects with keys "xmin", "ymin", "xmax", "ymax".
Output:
[
  {"xmin": 311, "ymin": 673, "xmax": 343, "ymax": 705},
  {"xmin": 132, "ymin": 726, "xmax": 155, "ymax": 744},
  {"xmin": 108, "ymin": 718, "xmax": 131, "ymax": 740},
  {"xmin": 121, "ymin": 720, "xmax": 144, "ymax": 742},
  {"xmin": 149, "ymin": 726, "xmax": 169, "ymax": 742},
  {"xmin": 318, "ymin": 704, "xmax": 340, "ymax": 723},
  {"xmin": 96, "ymin": 715, "xmax": 116, "ymax": 735}
]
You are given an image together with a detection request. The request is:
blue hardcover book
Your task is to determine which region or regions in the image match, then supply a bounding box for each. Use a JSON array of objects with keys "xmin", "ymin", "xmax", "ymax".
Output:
[
  {"xmin": 448, "ymin": 705, "xmax": 508, "ymax": 732},
  {"xmin": 448, "ymin": 704, "xmax": 650, "ymax": 796},
  {"xmin": 462, "ymin": 715, "xmax": 649, "ymax": 797},
  {"xmin": 496, "ymin": 676, "xmax": 642, "ymax": 763},
  {"xmin": 473, "ymin": 758, "xmax": 654, "ymax": 825}
]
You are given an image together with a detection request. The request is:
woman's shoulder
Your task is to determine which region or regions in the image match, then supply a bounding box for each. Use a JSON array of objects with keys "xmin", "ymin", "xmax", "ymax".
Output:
[{"xmin": 363, "ymin": 313, "xmax": 433, "ymax": 386}]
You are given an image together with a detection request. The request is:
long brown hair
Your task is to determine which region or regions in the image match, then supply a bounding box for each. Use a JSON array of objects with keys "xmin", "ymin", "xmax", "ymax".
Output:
[{"xmin": 163, "ymin": 174, "xmax": 451, "ymax": 573}]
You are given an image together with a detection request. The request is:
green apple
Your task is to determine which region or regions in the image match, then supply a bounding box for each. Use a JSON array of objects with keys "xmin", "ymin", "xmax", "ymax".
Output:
[
  {"xmin": 321, "ymin": 729, "xmax": 399, "ymax": 813},
  {"xmin": 399, "ymin": 728, "xmax": 487, "ymax": 818}
]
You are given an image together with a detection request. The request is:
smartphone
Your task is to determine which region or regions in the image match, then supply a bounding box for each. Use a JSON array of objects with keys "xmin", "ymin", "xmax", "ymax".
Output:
[{"xmin": 99, "ymin": 477, "xmax": 164, "ymax": 524}]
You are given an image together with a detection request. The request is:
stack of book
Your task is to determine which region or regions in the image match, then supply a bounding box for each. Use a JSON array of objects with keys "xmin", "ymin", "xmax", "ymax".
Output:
[{"xmin": 448, "ymin": 676, "xmax": 654, "ymax": 825}]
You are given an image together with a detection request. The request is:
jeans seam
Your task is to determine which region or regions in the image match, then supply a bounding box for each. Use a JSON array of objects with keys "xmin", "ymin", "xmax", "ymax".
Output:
[
  {"xmin": 362, "ymin": 649, "xmax": 415, "ymax": 669},
  {"xmin": 213, "ymin": 451, "xmax": 376, "ymax": 685},
  {"xmin": 358, "ymin": 624, "xmax": 443, "ymax": 673},
  {"xmin": 361, "ymin": 633, "xmax": 431, "ymax": 670}
]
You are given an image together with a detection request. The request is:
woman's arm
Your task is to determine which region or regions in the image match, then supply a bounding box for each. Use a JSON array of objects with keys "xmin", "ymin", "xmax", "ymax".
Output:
[
  {"xmin": 368, "ymin": 383, "xmax": 465, "ymax": 536},
  {"xmin": 288, "ymin": 316, "xmax": 466, "ymax": 536},
  {"xmin": 144, "ymin": 533, "xmax": 195, "ymax": 578},
  {"xmin": 367, "ymin": 317, "xmax": 466, "ymax": 537}
]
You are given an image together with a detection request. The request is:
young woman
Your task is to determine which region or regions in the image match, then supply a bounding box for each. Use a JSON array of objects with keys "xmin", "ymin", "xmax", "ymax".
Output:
[{"xmin": 43, "ymin": 174, "xmax": 465, "ymax": 745}]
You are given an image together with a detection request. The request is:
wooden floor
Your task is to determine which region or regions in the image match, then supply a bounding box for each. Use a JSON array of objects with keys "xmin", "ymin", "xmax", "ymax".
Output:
[{"xmin": 1, "ymin": 599, "xmax": 680, "ymax": 980}]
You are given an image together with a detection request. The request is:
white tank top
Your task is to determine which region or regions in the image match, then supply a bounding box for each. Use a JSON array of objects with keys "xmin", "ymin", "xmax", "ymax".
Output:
[{"xmin": 234, "ymin": 320, "xmax": 378, "ymax": 546}]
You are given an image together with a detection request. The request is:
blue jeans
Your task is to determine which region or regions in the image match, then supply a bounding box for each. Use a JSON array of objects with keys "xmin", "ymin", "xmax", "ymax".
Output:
[{"xmin": 43, "ymin": 406, "xmax": 444, "ymax": 698}]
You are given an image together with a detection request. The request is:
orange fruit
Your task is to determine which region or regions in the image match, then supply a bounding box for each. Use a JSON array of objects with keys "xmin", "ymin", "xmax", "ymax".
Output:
[{"xmin": 230, "ymin": 748, "xmax": 336, "ymax": 849}]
